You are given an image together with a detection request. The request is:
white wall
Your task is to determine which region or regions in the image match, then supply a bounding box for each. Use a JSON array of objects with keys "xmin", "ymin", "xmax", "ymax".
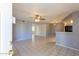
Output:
[
  {"xmin": 13, "ymin": 20, "xmax": 32, "ymax": 41},
  {"xmin": 0, "ymin": 3, "xmax": 12, "ymax": 54}
]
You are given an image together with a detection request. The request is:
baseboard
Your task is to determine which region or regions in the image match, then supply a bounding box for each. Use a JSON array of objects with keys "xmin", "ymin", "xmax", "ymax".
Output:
[{"xmin": 56, "ymin": 43, "xmax": 79, "ymax": 52}]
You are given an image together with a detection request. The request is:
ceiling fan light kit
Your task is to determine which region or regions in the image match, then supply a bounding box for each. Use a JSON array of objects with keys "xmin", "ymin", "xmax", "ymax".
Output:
[
  {"xmin": 35, "ymin": 19, "xmax": 40, "ymax": 22},
  {"xmin": 34, "ymin": 14, "xmax": 45, "ymax": 22}
]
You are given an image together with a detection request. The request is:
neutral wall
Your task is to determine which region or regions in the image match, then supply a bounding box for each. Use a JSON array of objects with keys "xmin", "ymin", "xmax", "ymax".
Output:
[
  {"xmin": 13, "ymin": 20, "xmax": 32, "ymax": 41},
  {"xmin": 56, "ymin": 12, "xmax": 79, "ymax": 50},
  {"xmin": 55, "ymin": 23, "xmax": 64, "ymax": 32},
  {"xmin": 63, "ymin": 15, "xmax": 73, "ymax": 26},
  {"xmin": 73, "ymin": 12, "xmax": 79, "ymax": 33}
]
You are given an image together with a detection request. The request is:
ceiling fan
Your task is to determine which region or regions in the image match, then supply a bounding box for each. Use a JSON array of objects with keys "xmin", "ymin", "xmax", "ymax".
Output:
[
  {"xmin": 22, "ymin": 14, "xmax": 46, "ymax": 23},
  {"xmin": 33, "ymin": 14, "xmax": 46, "ymax": 22}
]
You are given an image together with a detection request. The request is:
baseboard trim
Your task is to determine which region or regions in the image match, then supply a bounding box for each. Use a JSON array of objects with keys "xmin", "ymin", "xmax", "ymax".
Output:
[{"xmin": 56, "ymin": 43, "xmax": 79, "ymax": 52}]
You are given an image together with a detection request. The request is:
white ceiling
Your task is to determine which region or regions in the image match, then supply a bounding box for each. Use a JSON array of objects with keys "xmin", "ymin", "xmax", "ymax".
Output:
[{"xmin": 13, "ymin": 3, "xmax": 79, "ymax": 23}]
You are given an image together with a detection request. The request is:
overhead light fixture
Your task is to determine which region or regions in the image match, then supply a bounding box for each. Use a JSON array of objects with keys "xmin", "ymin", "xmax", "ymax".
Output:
[
  {"xmin": 70, "ymin": 20, "xmax": 73, "ymax": 24},
  {"xmin": 34, "ymin": 14, "xmax": 45, "ymax": 22},
  {"xmin": 34, "ymin": 15, "xmax": 40, "ymax": 22},
  {"xmin": 35, "ymin": 19, "xmax": 40, "ymax": 22}
]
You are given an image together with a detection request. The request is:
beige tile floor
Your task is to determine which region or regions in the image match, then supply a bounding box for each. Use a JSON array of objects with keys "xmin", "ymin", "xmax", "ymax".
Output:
[{"xmin": 12, "ymin": 36, "xmax": 79, "ymax": 56}]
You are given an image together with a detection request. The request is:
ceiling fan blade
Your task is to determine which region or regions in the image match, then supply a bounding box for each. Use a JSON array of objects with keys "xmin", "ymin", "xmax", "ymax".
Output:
[{"xmin": 25, "ymin": 14, "xmax": 46, "ymax": 22}]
